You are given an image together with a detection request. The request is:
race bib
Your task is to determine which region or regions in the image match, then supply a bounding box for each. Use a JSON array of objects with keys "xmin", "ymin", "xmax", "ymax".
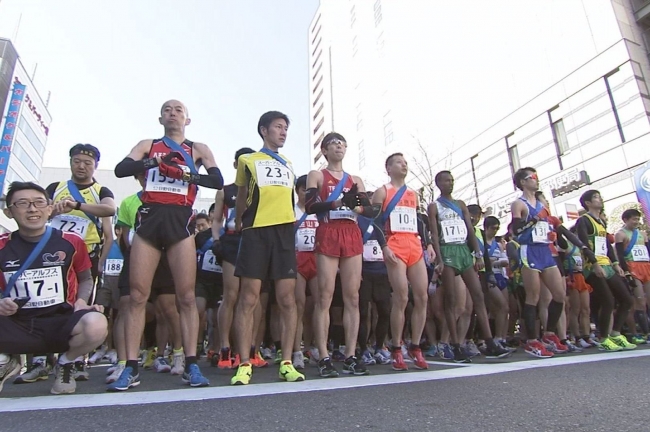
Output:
[
  {"xmin": 572, "ymin": 255, "xmax": 583, "ymax": 272},
  {"xmin": 4, "ymin": 267, "xmax": 65, "ymax": 309},
  {"xmin": 329, "ymin": 209, "xmax": 358, "ymax": 221},
  {"xmin": 50, "ymin": 215, "xmax": 90, "ymax": 239},
  {"xmin": 440, "ymin": 219, "xmax": 467, "ymax": 243},
  {"xmin": 594, "ymin": 236, "xmax": 608, "ymax": 257},
  {"xmin": 255, "ymin": 160, "xmax": 292, "ymax": 188},
  {"xmin": 363, "ymin": 240, "xmax": 384, "ymax": 262},
  {"xmin": 104, "ymin": 259, "xmax": 123, "ymax": 276},
  {"xmin": 296, "ymin": 227, "xmax": 316, "ymax": 252},
  {"xmin": 390, "ymin": 207, "xmax": 417, "ymax": 233},
  {"xmin": 201, "ymin": 251, "xmax": 223, "ymax": 273},
  {"xmin": 532, "ymin": 221, "xmax": 550, "ymax": 243},
  {"xmin": 632, "ymin": 244, "xmax": 650, "ymax": 262},
  {"xmin": 145, "ymin": 166, "xmax": 189, "ymax": 195}
]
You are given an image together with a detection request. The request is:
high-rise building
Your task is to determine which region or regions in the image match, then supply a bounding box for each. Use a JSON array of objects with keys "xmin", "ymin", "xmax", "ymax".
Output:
[
  {"xmin": 0, "ymin": 38, "xmax": 52, "ymax": 232},
  {"xmin": 309, "ymin": 0, "xmax": 650, "ymax": 225}
]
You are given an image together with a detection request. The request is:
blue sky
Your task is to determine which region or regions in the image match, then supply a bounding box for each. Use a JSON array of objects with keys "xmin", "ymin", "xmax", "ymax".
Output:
[{"xmin": 0, "ymin": 0, "xmax": 319, "ymax": 184}]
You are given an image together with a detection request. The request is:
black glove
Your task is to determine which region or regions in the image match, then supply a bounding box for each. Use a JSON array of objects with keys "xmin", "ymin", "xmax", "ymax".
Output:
[
  {"xmin": 341, "ymin": 183, "xmax": 360, "ymax": 209},
  {"xmin": 211, "ymin": 239, "xmax": 223, "ymax": 265},
  {"xmin": 162, "ymin": 151, "xmax": 184, "ymax": 165}
]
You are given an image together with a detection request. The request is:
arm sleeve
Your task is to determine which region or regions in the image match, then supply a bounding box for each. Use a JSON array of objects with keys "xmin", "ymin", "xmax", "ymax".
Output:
[
  {"xmin": 114, "ymin": 157, "xmax": 157, "ymax": 178},
  {"xmin": 305, "ymin": 187, "xmax": 336, "ymax": 214},
  {"xmin": 575, "ymin": 217, "xmax": 591, "ymax": 250},
  {"xmin": 99, "ymin": 187, "xmax": 115, "ymax": 200},
  {"xmin": 615, "ymin": 242, "xmax": 630, "ymax": 272},
  {"xmin": 607, "ymin": 239, "xmax": 618, "ymax": 264},
  {"xmin": 556, "ymin": 231, "xmax": 568, "ymax": 250},
  {"xmin": 188, "ymin": 167, "xmax": 224, "ymax": 189},
  {"xmin": 512, "ymin": 217, "xmax": 536, "ymax": 236},
  {"xmin": 76, "ymin": 270, "xmax": 94, "ymax": 303}
]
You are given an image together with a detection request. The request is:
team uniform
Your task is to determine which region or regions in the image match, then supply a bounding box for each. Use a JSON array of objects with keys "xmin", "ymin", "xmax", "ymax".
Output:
[
  {"xmin": 314, "ymin": 171, "xmax": 363, "ymax": 258},
  {"xmin": 620, "ymin": 228, "xmax": 650, "ymax": 284},
  {"xmin": 516, "ymin": 198, "xmax": 557, "ymax": 271},
  {"xmin": 0, "ymin": 230, "xmax": 93, "ymax": 354},
  {"xmin": 195, "ymin": 229, "xmax": 223, "ymax": 309},
  {"xmin": 435, "ymin": 200, "xmax": 473, "ymax": 274},
  {"xmin": 95, "ymin": 242, "xmax": 124, "ymax": 309},
  {"xmin": 135, "ymin": 138, "xmax": 198, "ymax": 249},
  {"xmin": 381, "ymin": 185, "xmax": 422, "ymax": 267},
  {"xmin": 219, "ymin": 183, "xmax": 241, "ymax": 266},
  {"xmin": 46, "ymin": 181, "xmax": 114, "ymax": 280},
  {"xmin": 564, "ymin": 241, "xmax": 591, "ymax": 293},
  {"xmin": 295, "ymin": 206, "xmax": 318, "ymax": 282},
  {"xmin": 234, "ymin": 151, "xmax": 296, "ymax": 280}
]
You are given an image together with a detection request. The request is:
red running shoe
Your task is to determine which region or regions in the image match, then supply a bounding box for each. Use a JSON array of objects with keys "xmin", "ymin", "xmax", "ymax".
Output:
[
  {"xmin": 542, "ymin": 333, "xmax": 568, "ymax": 354},
  {"xmin": 524, "ymin": 340, "xmax": 554, "ymax": 358},
  {"xmin": 391, "ymin": 347, "xmax": 408, "ymax": 371},
  {"xmin": 408, "ymin": 346, "xmax": 429, "ymax": 370}
]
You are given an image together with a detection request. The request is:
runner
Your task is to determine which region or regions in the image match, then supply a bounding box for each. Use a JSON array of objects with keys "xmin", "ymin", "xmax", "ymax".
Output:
[
  {"xmin": 428, "ymin": 170, "xmax": 510, "ymax": 362},
  {"xmin": 0, "ymin": 182, "xmax": 107, "ymax": 395},
  {"xmin": 371, "ymin": 153, "xmax": 432, "ymax": 371},
  {"xmin": 112, "ymin": 99, "xmax": 223, "ymax": 389},
  {"xmin": 230, "ymin": 111, "xmax": 303, "ymax": 385},
  {"xmin": 305, "ymin": 132, "xmax": 375, "ymax": 377},
  {"xmin": 213, "ymin": 147, "xmax": 263, "ymax": 369},
  {"xmin": 615, "ymin": 208, "xmax": 650, "ymax": 342}
]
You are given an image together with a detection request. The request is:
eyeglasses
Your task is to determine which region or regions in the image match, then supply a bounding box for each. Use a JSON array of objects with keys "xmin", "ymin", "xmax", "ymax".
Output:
[
  {"xmin": 326, "ymin": 139, "xmax": 347, "ymax": 148},
  {"xmin": 10, "ymin": 199, "xmax": 49, "ymax": 209},
  {"xmin": 524, "ymin": 173, "xmax": 538, "ymax": 181}
]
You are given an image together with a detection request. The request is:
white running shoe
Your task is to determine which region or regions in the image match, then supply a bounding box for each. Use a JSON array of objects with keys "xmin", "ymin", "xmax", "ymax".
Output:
[
  {"xmin": 89, "ymin": 346, "xmax": 108, "ymax": 364},
  {"xmin": 261, "ymin": 347, "xmax": 273, "ymax": 359},
  {"xmin": 105, "ymin": 363, "xmax": 125, "ymax": 384},
  {"xmin": 309, "ymin": 347, "xmax": 320, "ymax": 363},
  {"xmin": 292, "ymin": 351, "xmax": 305, "ymax": 369},
  {"xmin": 153, "ymin": 357, "xmax": 172, "ymax": 373},
  {"xmin": 170, "ymin": 353, "xmax": 185, "ymax": 375},
  {"xmin": 103, "ymin": 350, "xmax": 118, "ymax": 365}
]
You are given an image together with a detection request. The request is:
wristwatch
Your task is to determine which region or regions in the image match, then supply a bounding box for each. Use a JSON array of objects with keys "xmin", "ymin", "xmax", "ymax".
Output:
[
  {"xmin": 182, "ymin": 172, "xmax": 192, "ymax": 182},
  {"xmin": 75, "ymin": 201, "xmax": 82, "ymax": 210},
  {"xmin": 471, "ymin": 251, "xmax": 483, "ymax": 259}
]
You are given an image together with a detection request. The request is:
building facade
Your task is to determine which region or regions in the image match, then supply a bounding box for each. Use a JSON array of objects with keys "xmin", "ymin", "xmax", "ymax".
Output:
[{"xmin": 0, "ymin": 38, "xmax": 52, "ymax": 233}]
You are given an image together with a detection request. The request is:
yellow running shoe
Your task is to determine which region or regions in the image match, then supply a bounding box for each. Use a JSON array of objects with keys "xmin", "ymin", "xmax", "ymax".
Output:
[
  {"xmin": 598, "ymin": 337, "xmax": 623, "ymax": 352},
  {"xmin": 279, "ymin": 361, "xmax": 305, "ymax": 382},
  {"xmin": 610, "ymin": 334, "xmax": 637, "ymax": 350},
  {"xmin": 143, "ymin": 348, "xmax": 157, "ymax": 369},
  {"xmin": 231, "ymin": 363, "xmax": 252, "ymax": 385}
]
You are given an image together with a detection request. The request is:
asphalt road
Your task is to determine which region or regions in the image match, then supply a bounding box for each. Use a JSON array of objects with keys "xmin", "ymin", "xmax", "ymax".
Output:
[{"xmin": 2, "ymin": 347, "xmax": 650, "ymax": 431}]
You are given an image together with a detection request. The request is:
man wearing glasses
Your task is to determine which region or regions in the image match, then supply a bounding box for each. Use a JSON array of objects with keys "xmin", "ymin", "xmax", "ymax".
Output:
[{"xmin": 0, "ymin": 182, "xmax": 108, "ymax": 395}]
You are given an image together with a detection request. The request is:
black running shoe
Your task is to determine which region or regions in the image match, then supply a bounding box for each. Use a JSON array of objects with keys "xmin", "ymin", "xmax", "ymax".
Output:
[
  {"xmin": 318, "ymin": 357, "xmax": 339, "ymax": 378},
  {"xmin": 484, "ymin": 341, "xmax": 512, "ymax": 359},
  {"xmin": 342, "ymin": 356, "xmax": 370, "ymax": 376},
  {"xmin": 452, "ymin": 345, "xmax": 471, "ymax": 363}
]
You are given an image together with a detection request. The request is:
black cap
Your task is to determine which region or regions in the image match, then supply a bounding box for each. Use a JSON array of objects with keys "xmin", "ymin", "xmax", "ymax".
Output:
[{"xmin": 70, "ymin": 144, "xmax": 100, "ymax": 162}]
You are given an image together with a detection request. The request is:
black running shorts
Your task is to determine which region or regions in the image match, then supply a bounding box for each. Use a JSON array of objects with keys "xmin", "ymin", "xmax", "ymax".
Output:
[
  {"xmin": 235, "ymin": 223, "xmax": 297, "ymax": 281},
  {"xmin": 135, "ymin": 204, "xmax": 196, "ymax": 250}
]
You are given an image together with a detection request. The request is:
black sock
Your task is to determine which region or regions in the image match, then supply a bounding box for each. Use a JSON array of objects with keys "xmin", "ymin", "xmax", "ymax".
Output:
[
  {"xmin": 547, "ymin": 299, "xmax": 564, "ymax": 334},
  {"xmin": 274, "ymin": 341, "xmax": 282, "ymax": 351},
  {"xmin": 250, "ymin": 346, "xmax": 256, "ymax": 358},
  {"xmin": 184, "ymin": 356, "xmax": 197, "ymax": 372},
  {"xmin": 126, "ymin": 360, "xmax": 138, "ymax": 375},
  {"xmin": 635, "ymin": 311, "xmax": 649, "ymax": 334},
  {"xmin": 523, "ymin": 304, "xmax": 537, "ymax": 340},
  {"xmin": 143, "ymin": 319, "xmax": 157, "ymax": 349}
]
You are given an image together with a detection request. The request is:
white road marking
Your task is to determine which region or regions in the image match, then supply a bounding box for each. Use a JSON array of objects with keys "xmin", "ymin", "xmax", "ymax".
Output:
[{"xmin": 2, "ymin": 349, "xmax": 649, "ymax": 413}]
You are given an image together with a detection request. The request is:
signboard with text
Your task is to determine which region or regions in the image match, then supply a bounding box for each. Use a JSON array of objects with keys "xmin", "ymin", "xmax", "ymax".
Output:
[{"xmin": 0, "ymin": 83, "xmax": 27, "ymax": 197}]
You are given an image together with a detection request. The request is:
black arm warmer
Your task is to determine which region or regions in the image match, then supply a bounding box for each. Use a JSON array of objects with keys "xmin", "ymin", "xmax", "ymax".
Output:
[
  {"xmin": 188, "ymin": 167, "xmax": 224, "ymax": 189},
  {"xmin": 512, "ymin": 217, "xmax": 536, "ymax": 236},
  {"xmin": 615, "ymin": 242, "xmax": 630, "ymax": 272},
  {"xmin": 556, "ymin": 225, "xmax": 583, "ymax": 249},
  {"xmin": 506, "ymin": 242, "xmax": 519, "ymax": 271},
  {"xmin": 114, "ymin": 157, "xmax": 158, "ymax": 178},
  {"xmin": 556, "ymin": 231, "xmax": 569, "ymax": 251},
  {"xmin": 372, "ymin": 220, "xmax": 388, "ymax": 248},
  {"xmin": 575, "ymin": 217, "xmax": 591, "ymax": 250},
  {"xmin": 305, "ymin": 188, "xmax": 335, "ymax": 214}
]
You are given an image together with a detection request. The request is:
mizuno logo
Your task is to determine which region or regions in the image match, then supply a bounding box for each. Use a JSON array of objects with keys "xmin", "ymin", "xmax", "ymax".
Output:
[{"xmin": 4, "ymin": 260, "xmax": 20, "ymax": 268}]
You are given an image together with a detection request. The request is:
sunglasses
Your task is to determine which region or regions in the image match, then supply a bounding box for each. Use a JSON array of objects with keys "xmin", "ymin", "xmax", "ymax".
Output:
[
  {"xmin": 524, "ymin": 173, "xmax": 538, "ymax": 181},
  {"xmin": 325, "ymin": 139, "xmax": 347, "ymax": 148}
]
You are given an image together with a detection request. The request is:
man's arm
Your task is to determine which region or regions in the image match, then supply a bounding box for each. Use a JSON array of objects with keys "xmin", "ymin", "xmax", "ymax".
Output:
[
  {"xmin": 114, "ymin": 140, "xmax": 157, "ymax": 178},
  {"xmin": 350, "ymin": 176, "xmax": 377, "ymax": 218},
  {"xmin": 184, "ymin": 142, "xmax": 224, "ymax": 190},
  {"xmin": 614, "ymin": 230, "xmax": 631, "ymax": 272},
  {"xmin": 427, "ymin": 203, "xmax": 443, "ymax": 265},
  {"xmin": 461, "ymin": 201, "xmax": 481, "ymax": 255},
  {"xmin": 305, "ymin": 170, "xmax": 337, "ymax": 214},
  {"xmin": 97, "ymin": 216, "xmax": 114, "ymax": 275},
  {"xmin": 235, "ymin": 185, "xmax": 248, "ymax": 232},
  {"xmin": 212, "ymin": 189, "xmax": 225, "ymax": 240}
]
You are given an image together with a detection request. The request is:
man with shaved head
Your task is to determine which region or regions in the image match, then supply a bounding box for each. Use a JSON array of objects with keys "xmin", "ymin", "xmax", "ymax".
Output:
[{"xmin": 112, "ymin": 99, "xmax": 224, "ymax": 390}]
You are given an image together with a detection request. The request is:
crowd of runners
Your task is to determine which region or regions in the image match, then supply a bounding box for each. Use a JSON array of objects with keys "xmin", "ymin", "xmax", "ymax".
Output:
[{"xmin": 1, "ymin": 99, "xmax": 649, "ymax": 396}]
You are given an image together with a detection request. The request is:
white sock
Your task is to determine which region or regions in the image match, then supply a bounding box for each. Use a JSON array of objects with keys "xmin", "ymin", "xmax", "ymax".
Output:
[{"xmin": 58, "ymin": 353, "xmax": 73, "ymax": 365}]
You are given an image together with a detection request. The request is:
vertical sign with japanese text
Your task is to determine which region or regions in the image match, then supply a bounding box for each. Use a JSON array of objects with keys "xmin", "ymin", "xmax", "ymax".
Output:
[
  {"xmin": 0, "ymin": 83, "xmax": 26, "ymax": 197},
  {"xmin": 634, "ymin": 161, "xmax": 650, "ymax": 225}
]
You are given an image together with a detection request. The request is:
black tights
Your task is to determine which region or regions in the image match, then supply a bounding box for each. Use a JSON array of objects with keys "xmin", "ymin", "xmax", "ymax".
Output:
[
  {"xmin": 358, "ymin": 273, "xmax": 392, "ymax": 349},
  {"xmin": 586, "ymin": 273, "xmax": 634, "ymax": 336}
]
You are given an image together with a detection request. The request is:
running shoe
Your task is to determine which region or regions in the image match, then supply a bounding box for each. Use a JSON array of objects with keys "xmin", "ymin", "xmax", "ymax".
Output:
[
  {"xmin": 332, "ymin": 349, "xmax": 346, "ymax": 362},
  {"xmin": 171, "ymin": 352, "xmax": 185, "ymax": 375},
  {"xmin": 464, "ymin": 340, "xmax": 481, "ymax": 358},
  {"xmin": 424, "ymin": 345, "xmax": 438, "ymax": 358},
  {"xmin": 373, "ymin": 348, "xmax": 391, "ymax": 365},
  {"xmin": 542, "ymin": 333, "xmax": 568, "ymax": 354},
  {"xmin": 452, "ymin": 345, "xmax": 471, "ymax": 363},
  {"xmin": 231, "ymin": 363, "xmax": 252, "ymax": 385},
  {"xmin": 564, "ymin": 340, "xmax": 583, "ymax": 353},
  {"xmin": 484, "ymin": 342, "xmax": 511, "ymax": 359},
  {"xmin": 153, "ymin": 357, "xmax": 172, "ymax": 373},
  {"xmin": 630, "ymin": 334, "xmax": 646, "ymax": 345},
  {"xmin": 88, "ymin": 345, "xmax": 108, "ymax": 364},
  {"xmin": 610, "ymin": 334, "xmax": 637, "ymax": 350},
  {"xmin": 292, "ymin": 351, "xmax": 306, "ymax": 369},
  {"xmin": 107, "ymin": 366, "xmax": 140, "ymax": 392},
  {"xmin": 106, "ymin": 363, "xmax": 118, "ymax": 375},
  {"xmin": 309, "ymin": 347, "xmax": 320, "ymax": 363},
  {"xmin": 598, "ymin": 337, "xmax": 623, "ymax": 352},
  {"xmin": 438, "ymin": 343, "xmax": 455, "ymax": 360},
  {"xmin": 105, "ymin": 363, "xmax": 125, "ymax": 384},
  {"xmin": 391, "ymin": 347, "xmax": 408, "ymax": 371},
  {"xmin": 252, "ymin": 352, "xmax": 269, "ymax": 368},
  {"xmin": 279, "ymin": 361, "xmax": 305, "ymax": 382},
  {"xmin": 14, "ymin": 361, "xmax": 49, "ymax": 384},
  {"xmin": 232, "ymin": 354, "xmax": 241, "ymax": 368},
  {"xmin": 261, "ymin": 347, "xmax": 273, "ymax": 359},
  {"xmin": 217, "ymin": 347, "xmax": 233, "ymax": 369},
  {"xmin": 182, "ymin": 363, "xmax": 210, "ymax": 387},
  {"xmin": 584, "ymin": 337, "xmax": 599, "ymax": 347},
  {"xmin": 401, "ymin": 344, "xmax": 413, "ymax": 363},
  {"xmin": 318, "ymin": 358, "xmax": 339, "ymax": 378},
  {"xmin": 274, "ymin": 349, "xmax": 283, "ymax": 365},
  {"xmin": 578, "ymin": 338, "xmax": 592, "ymax": 349},
  {"xmin": 498, "ymin": 339, "xmax": 517, "ymax": 353},
  {"xmin": 73, "ymin": 361, "xmax": 90, "ymax": 381},
  {"xmin": 206, "ymin": 349, "xmax": 217, "ymax": 363},
  {"xmin": 342, "ymin": 356, "xmax": 370, "ymax": 376},
  {"xmin": 51, "ymin": 363, "xmax": 76, "ymax": 395},
  {"xmin": 408, "ymin": 346, "xmax": 429, "ymax": 370},
  {"xmin": 361, "ymin": 349, "xmax": 376, "ymax": 366},
  {"xmin": 104, "ymin": 350, "xmax": 118, "ymax": 365},
  {"xmin": 0, "ymin": 355, "xmax": 21, "ymax": 393},
  {"xmin": 142, "ymin": 348, "xmax": 157, "ymax": 369},
  {"xmin": 524, "ymin": 340, "xmax": 554, "ymax": 358}
]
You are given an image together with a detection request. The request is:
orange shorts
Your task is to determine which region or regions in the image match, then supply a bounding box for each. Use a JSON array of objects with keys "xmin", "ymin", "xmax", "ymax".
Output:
[
  {"xmin": 387, "ymin": 234, "xmax": 423, "ymax": 268},
  {"xmin": 567, "ymin": 272, "xmax": 592, "ymax": 293},
  {"xmin": 314, "ymin": 222, "xmax": 363, "ymax": 258},
  {"xmin": 628, "ymin": 261, "xmax": 650, "ymax": 284},
  {"xmin": 297, "ymin": 251, "xmax": 317, "ymax": 281}
]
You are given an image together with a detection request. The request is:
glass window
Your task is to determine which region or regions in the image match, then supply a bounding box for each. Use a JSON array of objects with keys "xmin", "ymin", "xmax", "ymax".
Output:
[
  {"xmin": 11, "ymin": 137, "xmax": 42, "ymax": 180},
  {"xmin": 17, "ymin": 116, "xmax": 46, "ymax": 155}
]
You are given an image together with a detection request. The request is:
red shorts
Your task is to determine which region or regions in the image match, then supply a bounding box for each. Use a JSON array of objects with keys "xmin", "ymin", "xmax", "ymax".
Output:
[
  {"xmin": 387, "ymin": 234, "xmax": 423, "ymax": 267},
  {"xmin": 567, "ymin": 272, "xmax": 592, "ymax": 293},
  {"xmin": 314, "ymin": 222, "xmax": 363, "ymax": 258},
  {"xmin": 297, "ymin": 251, "xmax": 317, "ymax": 281},
  {"xmin": 628, "ymin": 261, "xmax": 650, "ymax": 284}
]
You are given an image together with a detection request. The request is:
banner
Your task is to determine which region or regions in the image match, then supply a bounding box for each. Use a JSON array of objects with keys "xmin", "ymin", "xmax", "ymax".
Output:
[
  {"xmin": 633, "ymin": 161, "xmax": 650, "ymax": 224},
  {"xmin": 0, "ymin": 83, "xmax": 27, "ymax": 198}
]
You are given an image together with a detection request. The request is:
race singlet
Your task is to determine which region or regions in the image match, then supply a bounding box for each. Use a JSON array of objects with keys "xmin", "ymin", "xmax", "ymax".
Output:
[
  {"xmin": 49, "ymin": 215, "xmax": 90, "ymax": 240},
  {"xmin": 145, "ymin": 166, "xmax": 190, "ymax": 195},
  {"xmin": 3, "ymin": 267, "xmax": 65, "ymax": 309},
  {"xmin": 390, "ymin": 206, "xmax": 417, "ymax": 233}
]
